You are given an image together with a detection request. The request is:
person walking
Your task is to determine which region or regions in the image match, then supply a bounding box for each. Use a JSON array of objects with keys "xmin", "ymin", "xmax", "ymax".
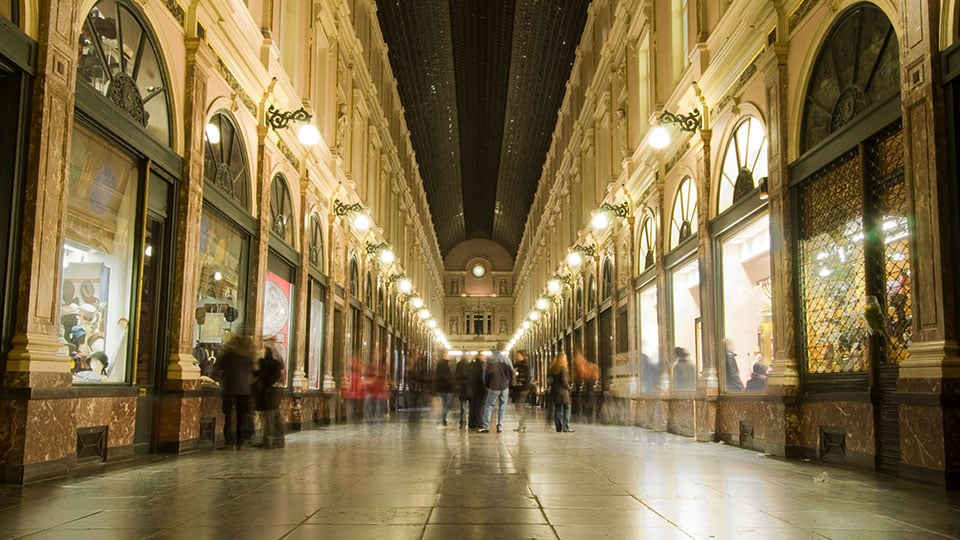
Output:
[
  {"xmin": 467, "ymin": 355, "xmax": 486, "ymax": 429},
  {"xmin": 549, "ymin": 353, "xmax": 574, "ymax": 433},
  {"xmin": 252, "ymin": 345, "xmax": 285, "ymax": 448},
  {"xmin": 216, "ymin": 334, "xmax": 256, "ymax": 449},
  {"xmin": 454, "ymin": 354, "xmax": 473, "ymax": 429},
  {"xmin": 511, "ymin": 350, "xmax": 533, "ymax": 432},
  {"xmin": 435, "ymin": 353, "xmax": 455, "ymax": 428},
  {"xmin": 479, "ymin": 344, "xmax": 513, "ymax": 433}
]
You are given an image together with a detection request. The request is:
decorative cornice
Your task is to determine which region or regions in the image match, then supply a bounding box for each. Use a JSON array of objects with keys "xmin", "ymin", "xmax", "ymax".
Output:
[
  {"xmin": 664, "ymin": 140, "xmax": 691, "ymax": 174},
  {"xmin": 162, "ymin": 0, "xmax": 185, "ymax": 28},
  {"xmin": 788, "ymin": 0, "xmax": 819, "ymax": 33},
  {"xmin": 716, "ymin": 60, "xmax": 759, "ymax": 113},
  {"xmin": 215, "ymin": 56, "xmax": 257, "ymax": 117},
  {"xmin": 276, "ymin": 137, "xmax": 301, "ymax": 172}
]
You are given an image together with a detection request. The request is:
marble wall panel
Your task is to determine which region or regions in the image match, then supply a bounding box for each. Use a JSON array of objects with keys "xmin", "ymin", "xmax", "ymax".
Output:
[
  {"xmin": 900, "ymin": 404, "xmax": 946, "ymax": 470},
  {"xmin": 74, "ymin": 397, "xmax": 137, "ymax": 447},
  {"xmin": 23, "ymin": 399, "xmax": 74, "ymax": 464},
  {"xmin": 667, "ymin": 398, "xmax": 694, "ymax": 436},
  {"xmin": 0, "ymin": 399, "xmax": 28, "ymax": 462},
  {"xmin": 799, "ymin": 401, "xmax": 875, "ymax": 456}
]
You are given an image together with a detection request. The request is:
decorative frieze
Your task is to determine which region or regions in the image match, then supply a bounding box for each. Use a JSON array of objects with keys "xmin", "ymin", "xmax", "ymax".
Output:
[
  {"xmin": 276, "ymin": 137, "xmax": 301, "ymax": 172},
  {"xmin": 788, "ymin": 0, "xmax": 820, "ymax": 33},
  {"xmin": 215, "ymin": 56, "xmax": 257, "ymax": 118},
  {"xmin": 162, "ymin": 0, "xmax": 185, "ymax": 28}
]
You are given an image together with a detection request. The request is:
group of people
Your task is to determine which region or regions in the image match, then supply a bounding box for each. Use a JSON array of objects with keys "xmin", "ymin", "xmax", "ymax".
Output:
[
  {"xmin": 215, "ymin": 334, "xmax": 286, "ymax": 450},
  {"xmin": 432, "ymin": 345, "xmax": 592, "ymax": 434}
]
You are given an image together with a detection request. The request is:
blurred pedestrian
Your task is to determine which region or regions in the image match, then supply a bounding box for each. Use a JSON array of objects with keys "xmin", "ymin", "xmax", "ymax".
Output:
[
  {"xmin": 435, "ymin": 353, "xmax": 455, "ymax": 428},
  {"xmin": 549, "ymin": 353, "xmax": 574, "ymax": 433},
  {"xmin": 467, "ymin": 354, "xmax": 485, "ymax": 428},
  {"xmin": 217, "ymin": 334, "xmax": 256, "ymax": 449},
  {"xmin": 479, "ymin": 344, "xmax": 513, "ymax": 433},
  {"xmin": 253, "ymin": 345, "xmax": 284, "ymax": 448},
  {"xmin": 454, "ymin": 354, "xmax": 473, "ymax": 429},
  {"xmin": 511, "ymin": 350, "xmax": 533, "ymax": 432}
]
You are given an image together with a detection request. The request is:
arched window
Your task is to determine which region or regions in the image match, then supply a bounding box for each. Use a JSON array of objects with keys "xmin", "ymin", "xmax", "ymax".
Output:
[
  {"xmin": 270, "ymin": 175, "xmax": 295, "ymax": 246},
  {"xmin": 575, "ymin": 284, "xmax": 583, "ymax": 319},
  {"xmin": 377, "ymin": 283, "xmax": 385, "ymax": 316},
  {"xmin": 587, "ymin": 275, "xmax": 597, "ymax": 309},
  {"xmin": 718, "ymin": 117, "xmax": 768, "ymax": 213},
  {"xmin": 800, "ymin": 4, "xmax": 900, "ymax": 153},
  {"xmin": 348, "ymin": 258, "xmax": 359, "ymax": 297},
  {"xmin": 365, "ymin": 271, "xmax": 373, "ymax": 306},
  {"xmin": 203, "ymin": 112, "xmax": 249, "ymax": 209},
  {"xmin": 308, "ymin": 213, "xmax": 324, "ymax": 271},
  {"xmin": 670, "ymin": 176, "xmax": 698, "ymax": 249},
  {"xmin": 77, "ymin": 0, "xmax": 172, "ymax": 143},
  {"xmin": 638, "ymin": 211, "xmax": 656, "ymax": 273},
  {"xmin": 601, "ymin": 260, "xmax": 613, "ymax": 301}
]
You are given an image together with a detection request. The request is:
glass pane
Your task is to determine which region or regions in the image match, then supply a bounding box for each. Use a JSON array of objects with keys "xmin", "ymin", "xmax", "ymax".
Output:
[
  {"xmin": 264, "ymin": 268, "xmax": 294, "ymax": 387},
  {"xmin": 639, "ymin": 284, "xmax": 659, "ymax": 393},
  {"xmin": 720, "ymin": 214, "xmax": 772, "ymax": 392},
  {"xmin": 670, "ymin": 177, "xmax": 697, "ymax": 249},
  {"xmin": 193, "ymin": 209, "xmax": 248, "ymax": 378},
  {"xmin": 638, "ymin": 215, "xmax": 655, "ymax": 272},
  {"xmin": 62, "ymin": 126, "xmax": 140, "ymax": 384},
  {"xmin": 0, "ymin": 2, "xmax": 14, "ymax": 23},
  {"xmin": 671, "ymin": 259, "xmax": 699, "ymax": 391},
  {"xmin": 719, "ymin": 117, "xmax": 768, "ymax": 213}
]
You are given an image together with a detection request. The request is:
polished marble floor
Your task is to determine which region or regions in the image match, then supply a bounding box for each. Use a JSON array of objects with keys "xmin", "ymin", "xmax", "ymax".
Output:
[{"xmin": 1, "ymin": 407, "xmax": 959, "ymax": 540}]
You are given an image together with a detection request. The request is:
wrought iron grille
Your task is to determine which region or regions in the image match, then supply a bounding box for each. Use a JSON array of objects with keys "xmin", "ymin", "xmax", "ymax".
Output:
[
  {"xmin": 798, "ymin": 151, "xmax": 867, "ymax": 373},
  {"xmin": 798, "ymin": 123, "xmax": 910, "ymax": 374},
  {"xmin": 864, "ymin": 124, "xmax": 911, "ymax": 365}
]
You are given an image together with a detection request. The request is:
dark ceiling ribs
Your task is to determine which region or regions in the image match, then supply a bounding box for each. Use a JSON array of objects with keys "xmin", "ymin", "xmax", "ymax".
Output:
[{"xmin": 377, "ymin": 0, "xmax": 589, "ymax": 259}]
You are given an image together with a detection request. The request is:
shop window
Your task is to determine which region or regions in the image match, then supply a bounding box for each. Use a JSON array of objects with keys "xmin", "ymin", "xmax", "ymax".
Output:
[
  {"xmin": 670, "ymin": 259, "xmax": 700, "ymax": 391},
  {"xmin": 60, "ymin": 125, "xmax": 139, "ymax": 384},
  {"xmin": 638, "ymin": 283, "xmax": 659, "ymax": 393},
  {"xmin": 77, "ymin": 0, "xmax": 171, "ymax": 144},
  {"xmin": 348, "ymin": 258, "xmax": 358, "ymax": 297},
  {"xmin": 308, "ymin": 280, "xmax": 325, "ymax": 390},
  {"xmin": 800, "ymin": 5, "xmax": 900, "ymax": 153},
  {"xmin": 798, "ymin": 125, "xmax": 911, "ymax": 374},
  {"xmin": 718, "ymin": 117, "xmax": 769, "ymax": 213},
  {"xmin": 203, "ymin": 112, "xmax": 250, "ymax": 210},
  {"xmin": 638, "ymin": 212, "xmax": 656, "ymax": 273},
  {"xmin": 194, "ymin": 209, "xmax": 249, "ymax": 377},
  {"xmin": 264, "ymin": 254, "xmax": 295, "ymax": 387},
  {"xmin": 601, "ymin": 259, "xmax": 613, "ymax": 301},
  {"xmin": 720, "ymin": 214, "xmax": 772, "ymax": 392},
  {"xmin": 670, "ymin": 176, "xmax": 698, "ymax": 249},
  {"xmin": 269, "ymin": 175, "xmax": 295, "ymax": 246},
  {"xmin": 308, "ymin": 213, "xmax": 324, "ymax": 271}
]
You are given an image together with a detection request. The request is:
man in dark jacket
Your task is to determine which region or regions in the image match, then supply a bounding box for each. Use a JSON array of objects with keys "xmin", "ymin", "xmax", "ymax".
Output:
[
  {"xmin": 217, "ymin": 334, "xmax": 255, "ymax": 449},
  {"xmin": 479, "ymin": 345, "xmax": 514, "ymax": 433},
  {"xmin": 454, "ymin": 354, "xmax": 473, "ymax": 429},
  {"xmin": 467, "ymin": 355, "xmax": 485, "ymax": 429},
  {"xmin": 435, "ymin": 354, "xmax": 455, "ymax": 428}
]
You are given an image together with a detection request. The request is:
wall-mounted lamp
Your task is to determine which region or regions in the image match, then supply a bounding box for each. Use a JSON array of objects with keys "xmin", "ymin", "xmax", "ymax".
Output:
[
  {"xmin": 266, "ymin": 105, "xmax": 320, "ymax": 146},
  {"xmin": 758, "ymin": 177, "xmax": 769, "ymax": 201},
  {"xmin": 536, "ymin": 297, "xmax": 551, "ymax": 311},
  {"xmin": 566, "ymin": 244, "xmax": 596, "ymax": 267},
  {"xmin": 592, "ymin": 201, "xmax": 630, "ymax": 230},
  {"xmin": 648, "ymin": 109, "xmax": 702, "ymax": 149},
  {"xmin": 366, "ymin": 241, "xmax": 395, "ymax": 264},
  {"xmin": 410, "ymin": 296, "xmax": 424, "ymax": 309},
  {"xmin": 547, "ymin": 273, "xmax": 572, "ymax": 293},
  {"xmin": 333, "ymin": 199, "xmax": 370, "ymax": 231},
  {"xmin": 388, "ymin": 273, "xmax": 412, "ymax": 294}
]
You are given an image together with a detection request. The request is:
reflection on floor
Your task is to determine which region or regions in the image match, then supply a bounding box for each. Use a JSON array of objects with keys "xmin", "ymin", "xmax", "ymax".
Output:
[{"xmin": 1, "ymin": 407, "xmax": 959, "ymax": 540}]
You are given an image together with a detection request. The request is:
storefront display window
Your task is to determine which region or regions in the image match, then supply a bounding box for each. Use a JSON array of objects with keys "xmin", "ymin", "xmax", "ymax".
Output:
[
  {"xmin": 638, "ymin": 283, "xmax": 659, "ymax": 393},
  {"xmin": 264, "ymin": 258, "xmax": 295, "ymax": 387},
  {"xmin": 720, "ymin": 214, "xmax": 772, "ymax": 392},
  {"xmin": 61, "ymin": 125, "xmax": 139, "ymax": 384},
  {"xmin": 670, "ymin": 259, "xmax": 700, "ymax": 391},
  {"xmin": 193, "ymin": 210, "xmax": 248, "ymax": 376},
  {"xmin": 308, "ymin": 280, "xmax": 325, "ymax": 390}
]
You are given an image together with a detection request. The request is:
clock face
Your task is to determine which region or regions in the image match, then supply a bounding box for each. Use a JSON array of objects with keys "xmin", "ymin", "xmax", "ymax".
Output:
[
  {"xmin": 472, "ymin": 264, "xmax": 486, "ymax": 278},
  {"xmin": 262, "ymin": 280, "xmax": 289, "ymax": 337}
]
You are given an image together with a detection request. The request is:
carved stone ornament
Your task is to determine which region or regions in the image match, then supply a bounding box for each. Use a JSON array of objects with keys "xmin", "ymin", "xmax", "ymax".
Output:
[{"xmin": 108, "ymin": 73, "xmax": 148, "ymax": 126}]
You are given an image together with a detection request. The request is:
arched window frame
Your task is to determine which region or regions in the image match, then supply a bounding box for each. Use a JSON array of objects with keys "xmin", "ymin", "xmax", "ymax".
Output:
[
  {"xmin": 308, "ymin": 213, "xmax": 324, "ymax": 272},
  {"xmin": 348, "ymin": 258, "xmax": 359, "ymax": 297},
  {"xmin": 269, "ymin": 174, "xmax": 295, "ymax": 247},
  {"xmin": 670, "ymin": 176, "xmax": 698, "ymax": 249},
  {"xmin": 718, "ymin": 116, "xmax": 769, "ymax": 214},
  {"xmin": 601, "ymin": 259, "xmax": 614, "ymax": 301},
  {"xmin": 638, "ymin": 209, "xmax": 656, "ymax": 273},
  {"xmin": 203, "ymin": 111, "xmax": 250, "ymax": 210}
]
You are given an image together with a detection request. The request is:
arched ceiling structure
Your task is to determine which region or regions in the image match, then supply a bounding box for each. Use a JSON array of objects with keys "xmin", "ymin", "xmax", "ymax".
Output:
[{"xmin": 376, "ymin": 0, "xmax": 590, "ymax": 259}]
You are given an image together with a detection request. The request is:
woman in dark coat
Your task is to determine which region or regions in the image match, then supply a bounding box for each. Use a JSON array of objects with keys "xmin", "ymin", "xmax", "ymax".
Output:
[
  {"xmin": 253, "ymin": 346, "xmax": 284, "ymax": 448},
  {"xmin": 549, "ymin": 353, "xmax": 574, "ymax": 433}
]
